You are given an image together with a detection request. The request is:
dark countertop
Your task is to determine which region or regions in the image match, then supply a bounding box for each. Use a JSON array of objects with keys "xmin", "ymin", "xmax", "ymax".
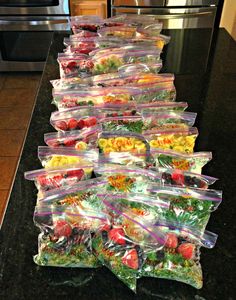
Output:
[{"xmin": 0, "ymin": 29, "xmax": 236, "ymax": 300}]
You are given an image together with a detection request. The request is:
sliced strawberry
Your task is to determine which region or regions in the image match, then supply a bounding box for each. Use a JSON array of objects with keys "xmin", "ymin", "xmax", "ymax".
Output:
[
  {"xmin": 171, "ymin": 171, "xmax": 185, "ymax": 185},
  {"xmin": 52, "ymin": 175, "xmax": 63, "ymax": 188},
  {"xmin": 112, "ymin": 112, "xmax": 118, "ymax": 117},
  {"xmin": 165, "ymin": 233, "xmax": 178, "ymax": 248},
  {"xmin": 55, "ymin": 121, "xmax": 68, "ymax": 131},
  {"xmin": 38, "ymin": 175, "xmax": 48, "ymax": 187},
  {"xmin": 63, "ymin": 139, "xmax": 76, "ymax": 147},
  {"xmin": 177, "ymin": 243, "xmax": 195, "ymax": 260},
  {"xmin": 77, "ymin": 119, "xmax": 86, "ymax": 129},
  {"xmin": 54, "ymin": 220, "xmax": 72, "ymax": 238},
  {"xmin": 122, "ymin": 249, "xmax": 139, "ymax": 270},
  {"xmin": 123, "ymin": 111, "xmax": 132, "ymax": 116},
  {"xmin": 67, "ymin": 169, "xmax": 85, "ymax": 180},
  {"xmin": 108, "ymin": 227, "xmax": 126, "ymax": 245},
  {"xmin": 68, "ymin": 118, "xmax": 78, "ymax": 130}
]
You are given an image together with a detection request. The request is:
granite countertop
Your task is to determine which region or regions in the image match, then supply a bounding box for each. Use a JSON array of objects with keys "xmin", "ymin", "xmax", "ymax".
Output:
[{"xmin": 0, "ymin": 29, "xmax": 236, "ymax": 300}]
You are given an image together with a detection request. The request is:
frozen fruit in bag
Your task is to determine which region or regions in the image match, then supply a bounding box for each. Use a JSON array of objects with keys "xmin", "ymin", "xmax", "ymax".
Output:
[
  {"xmin": 97, "ymin": 131, "xmax": 149, "ymax": 156},
  {"xmin": 38, "ymin": 146, "xmax": 98, "ymax": 169},
  {"xmin": 158, "ymin": 168, "xmax": 218, "ymax": 189},
  {"xmin": 44, "ymin": 126, "xmax": 101, "ymax": 151},
  {"xmin": 24, "ymin": 165, "xmax": 93, "ymax": 196},
  {"xmin": 147, "ymin": 185, "xmax": 222, "ymax": 232},
  {"xmin": 138, "ymin": 102, "xmax": 188, "ymax": 112},
  {"xmin": 142, "ymin": 111, "xmax": 196, "ymax": 132},
  {"xmin": 92, "ymin": 197, "xmax": 166, "ymax": 292},
  {"xmin": 100, "ymin": 115, "xmax": 144, "ymax": 133},
  {"xmin": 33, "ymin": 205, "xmax": 110, "ymax": 268},
  {"xmin": 142, "ymin": 221, "xmax": 218, "ymax": 289},
  {"xmin": 146, "ymin": 127, "xmax": 198, "ymax": 154},
  {"xmin": 150, "ymin": 149, "xmax": 212, "ymax": 174},
  {"xmin": 94, "ymin": 164, "xmax": 160, "ymax": 193}
]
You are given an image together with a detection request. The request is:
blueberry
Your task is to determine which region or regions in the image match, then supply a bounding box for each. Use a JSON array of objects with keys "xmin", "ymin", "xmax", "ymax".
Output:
[{"xmin": 156, "ymin": 250, "xmax": 165, "ymax": 261}]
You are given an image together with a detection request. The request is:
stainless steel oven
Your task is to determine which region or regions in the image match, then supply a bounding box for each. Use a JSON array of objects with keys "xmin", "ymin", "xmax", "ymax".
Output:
[
  {"xmin": 111, "ymin": 0, "xmax": 219, "ymax": 29},
  {"xmin": 0, "ymin": 0, "xmax": 70, "ymax": 72}
]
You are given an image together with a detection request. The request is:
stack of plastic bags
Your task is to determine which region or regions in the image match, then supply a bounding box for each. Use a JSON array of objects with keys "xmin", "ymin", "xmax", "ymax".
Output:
[{"xmin": 25, "ymin": 14, "xmax": 222, "ymax": 293}]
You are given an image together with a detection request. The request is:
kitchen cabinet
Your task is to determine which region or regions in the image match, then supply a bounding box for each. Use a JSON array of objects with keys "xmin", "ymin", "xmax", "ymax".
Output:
[{"xmin": 70, "ymin": 0, "xmax": 107, "ymax": 18}]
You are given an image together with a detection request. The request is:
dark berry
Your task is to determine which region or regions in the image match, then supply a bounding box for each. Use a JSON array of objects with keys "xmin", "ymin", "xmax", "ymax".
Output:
[{"xmin": 156, "ymin": 250, "xmax": 165, "ymax": 261}]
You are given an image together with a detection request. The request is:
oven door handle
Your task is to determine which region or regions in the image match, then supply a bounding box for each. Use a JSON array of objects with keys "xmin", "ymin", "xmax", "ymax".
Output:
[
  {"xmin": 151, "ymin": 11, "xmax": 213, "ymax": 19},
  {"xmin": 0, "ymin": 19, "xmax": 68, "ymax": 26}
]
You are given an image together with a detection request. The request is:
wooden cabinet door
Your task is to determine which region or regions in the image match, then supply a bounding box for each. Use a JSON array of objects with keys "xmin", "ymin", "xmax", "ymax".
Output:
[{"xmin": 71, "ymin": 1, "xmax": 107, "ymax": 18}]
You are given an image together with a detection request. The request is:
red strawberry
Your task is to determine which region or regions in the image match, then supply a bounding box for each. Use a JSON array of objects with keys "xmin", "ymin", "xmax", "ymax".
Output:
[
  {"xmin": 52, "ymin": 175, "xmax": 63, "ymax": 188},
  {"xmin": 67, "ymin": 169, "xmax": 85, "ymax": 180},
  {"xmin": 77, "ymin": 119, "xmax": 85, "ymax": 129},
  {"xmin": 84, "ymin": 117, "xmax": 97, "ymax": 127},
  {"xmin": 63, "ymin": 139, "xmax": 76, "ymax": 147},
  {"xmin": 165, "ymin": 233, "xmax": 178, "ymax": 248},
  {"xmin": 108, "ymin": 227, "xmax": 126, "ymax": 245},
  {"xmin": 54, "ymin": 220, "xmax": 72, "ymax": 238},
  {"xmin": 177, "ymin": 243, "xmax": 195, "ymax": 260},
  {"xmin": 112, "ymin": 112, "xmax": 118, "ymax": 117},
  {"xmin": 122, "ymin": 249, "xmax": 139, "ymax": 270},
  {"xmin": 171, "ymin": 171, "xmax": 185, "ymax": 185},
  {"xmin": 123, "ymin": 111, "xmax": 132, "ymax": 116},
  {"xmin": 85, "ymin": 60, "xmax": 94, "ymax": 69},
  {"xmin": 68, "ymin": 118, "xmax": 78, "ymax": 130},
  {"xmin": 38, "ymin": 175, "xmax": 48, "ymax": 187},
  {"xmin": 47, "ymin": 140, "xmax": 60, "ymax": 148},
  {"xmin": 55, "ymin": 121, "xmax": 68, "ymax": 131}
]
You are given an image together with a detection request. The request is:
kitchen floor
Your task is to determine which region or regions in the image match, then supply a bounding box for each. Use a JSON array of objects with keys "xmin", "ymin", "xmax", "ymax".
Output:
[{"xmin": 0, "ymin": 72, "xmax": 42, "ymax": 225}]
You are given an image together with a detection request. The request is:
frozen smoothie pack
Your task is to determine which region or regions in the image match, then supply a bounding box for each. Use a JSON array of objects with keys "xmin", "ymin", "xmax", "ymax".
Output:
[
  {"xmin": 44, "ymin": 126, "xmax": 101, "ymax": 151},
  {"xmin": 37, "ymin": 177, "xmax": 108, "ymax": 211},
  {"xmin": 50, "ymin": 77, "xmax": 91, "ymax": 90},
  {"xmin": 38, "ymin": 146, "xmax": 98, "ymax": 169},
  {"xmin": 147, "ymin": 185, "xmax": 222, "ymax": 232},
  {"xmin": 92, "ymin": 197, "xmax": 167, "ymax": 292},
  {"xmin": 100, "ymin": 115, "xmax": 144, "ymax": 133},
  {"xmin": 98, "ymin": 131, "xmax": 149, "ymax": 155},
  {"xmin": 138, "ymin": 101, "xmax": 188, "ymax": 112},
  {"xmin": 64, "ymin": 37, "xmax": 97, "ymax": 54},
  {"xmin": 146, "ymin": 127, "xmax": 198, "ymax": 153},
  {"xmin": 33, "ymin": 205, "xmax": 110, "ymax": 268},
  {"xmin": 70, "ymin": 15, "xmax": 103, "ymax": 34},
  {"xmin": 57, "ymin": 53, "xmax": 93, "ymax": 78},
  {"xmin": 142, "ymin": 221, "xmax": 218, "ymax": 289},
  {"xmin": 156, "ymin": 168, "xmax": 217, "ymax": 189},
  {"xmin": 142, "ymin": 111, "xmax": 197, "ymax": 132},
  {"xmin": 52, "ymin": 86, "xmax": 141, "ymax": 110},
  {"xmin": 50, "ymin": 106, "xmax": 99, "ymax": 132},
  {"xmin": 150, "ymin": 149, "xmax": 212, "ymax": 173},
  {"xmin": 94, "ymin": 164, "xmax": 161, "ymax": 193},
  {"xmin": 25, "ymin": 165, "xmax": 93, "ymax": 195}
]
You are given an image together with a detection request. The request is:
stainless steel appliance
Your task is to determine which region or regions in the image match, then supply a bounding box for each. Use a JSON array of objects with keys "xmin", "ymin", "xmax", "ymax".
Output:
[
  {"xmin": 111, "ymin": 0, "xmax": 220, "ymax": 29},
  {"xmin": 0, "ymin": 0, "xmax": 70, "ymax": 71}
]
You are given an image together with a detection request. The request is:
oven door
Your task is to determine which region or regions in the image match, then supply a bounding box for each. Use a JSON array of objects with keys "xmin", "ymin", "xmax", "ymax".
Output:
[
  {"xmin": 111, "ymin": 7, "xmax": 217, "ymax": 29},
  {"xmin": 0, "ymin": 0, "xmax": 69, "ymax": 15},
  {"xmin": 0, "ymin": 30, "xmax": 54, "ymax": 71}
]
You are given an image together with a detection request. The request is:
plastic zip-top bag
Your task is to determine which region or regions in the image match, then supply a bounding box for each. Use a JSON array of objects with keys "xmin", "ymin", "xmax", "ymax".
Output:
[
  {"xmin": 138, "ymin": 102, "xmax": 188, "ymax": 112},
  {"xmin": 150, "ymin": 149, "xmax": 212, "ymax": 173},
  {"xmin": 92, "ymin": 195, "xmax": 167, "ymax": 292},
  {"xmin": 25, "ymin": 164, "xmax": 94, "ymax": 195},
  {"xmin": 94, "ymin": 164, "xmax": 161, "ymax": 193},
  {"xmin": 91, "ymin": 48, "xmax": 161, "ymax": 75},
  {"xmin": 156, "ymin": 168, "xmax": 218, "ymax": 189},
  {"xmin": 147, "ymin": 185, "xmax": 222, "ymax": 232},
  {"xmin": 64, "ymin": 37, "xmax": 97, "ymax": 55},
  {"xmin": 52, "ymin": 86, "xmax": 142, "ymax": 110},
  {"xmin": 146, "ymin": 127, "xmax": 199, "ymax": 154},
  {"xmin": 37, "ymin": 177, "xmax": 109, "ymax": 211},
  {"xmin": 50, "ymin": 106, "xmax": 99, "ymax": 132},
  {"xmin": 97, "ymin": 25, "xmax": 138, "ymax": 39},
  {"xmin": 33, "ymin": 205, "xmax": 110, "ymax": 268},
  {"xmin": 57, "ymin": 53, "xmax": 93, "ymax": 78},
  {"xmin": 44, "ymin": 126, "xmax": 101, "ymax": 151},
  {"xmin": 38, "ymin": 146, "xmax": 98, "ymax": 169},
  {"xmin": 50, "ymin": 77, "xmax": 91, "ymax": 90},
  {"xmin": 97, "ymin": 131, "xmax": 149, "ymax": 155},
  {"xmin": 100, "ymin": 115, "xmax": 144, "ymax": 133},
  {"xmin": 142, "ymin": 111, "xmax": 197, "ymax": 132},
  {"xmin": 142, "ymin": 220, "xmax": 218, "ymax": 289},
  {"xmin": 70, "ymin": 15, "xmax": 103, "ymax": 33}
]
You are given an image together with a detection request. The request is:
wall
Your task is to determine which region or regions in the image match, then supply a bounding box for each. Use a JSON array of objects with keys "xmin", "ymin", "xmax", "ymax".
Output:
[{"xmin": 220, "ymin": 0, "xmax": 236, "ymax": 40}]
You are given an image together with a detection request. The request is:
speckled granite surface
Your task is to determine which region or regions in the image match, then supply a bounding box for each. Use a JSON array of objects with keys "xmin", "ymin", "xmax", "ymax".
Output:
[{"xmin": 0, "ymin": 29, "xmax": 235, "ymax": 300}]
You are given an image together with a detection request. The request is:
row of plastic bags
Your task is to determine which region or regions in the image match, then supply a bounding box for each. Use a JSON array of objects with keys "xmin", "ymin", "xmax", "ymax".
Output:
[{"xmin": 24, "ymin": 14, "xmax": 221, "ymax": 293}]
